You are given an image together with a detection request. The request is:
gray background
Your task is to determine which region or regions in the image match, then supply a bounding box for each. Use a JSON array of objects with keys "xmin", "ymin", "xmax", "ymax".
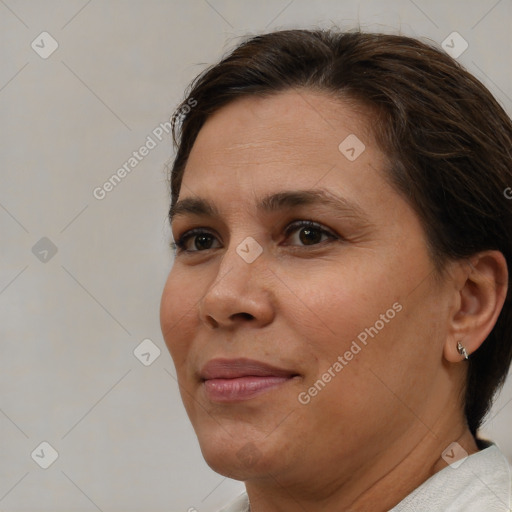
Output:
[{"xmin": 0, "ymin": 1, "xmax": 511, "ymax": 511}]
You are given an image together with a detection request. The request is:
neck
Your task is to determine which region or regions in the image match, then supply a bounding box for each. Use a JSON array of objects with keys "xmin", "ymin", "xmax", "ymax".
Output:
[{"xmin": 244, "ymin": 423, "xmax": 478, "ymax": 512}]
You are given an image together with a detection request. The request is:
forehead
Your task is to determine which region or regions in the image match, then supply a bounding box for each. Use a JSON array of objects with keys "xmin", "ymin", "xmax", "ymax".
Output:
[
  {"xmin": 176, "ymin": 91, "xmax": 394, "ymax": 226},
  {"xmin": 189, "ymin": 90, "xmax": 373, "ymax": 161},
  {"xmin": 180, "ymin": 90, "xmax": 385, "ymax": 196}
]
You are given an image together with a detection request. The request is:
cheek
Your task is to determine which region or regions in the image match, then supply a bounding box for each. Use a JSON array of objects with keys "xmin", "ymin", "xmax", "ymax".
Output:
[
  {"xmin": 310, "ymin": 277, "xmax": 446, "ymax": 426},
  {"xmin": 280, "ymin": 260, "xmax": 399, "ymax": 356},
  {"xmin": 285, "ymin": 256, "xmax": 424, "ymax": 408},
  {"xmin": 160, "ymin": 270, "xmax": 198, "ymax": 367}
]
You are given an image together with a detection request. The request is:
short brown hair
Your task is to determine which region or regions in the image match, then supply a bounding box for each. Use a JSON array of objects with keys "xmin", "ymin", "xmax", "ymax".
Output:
[{"xmin": 168, "ymin": 29, "xmax": 512, "ymax": 436}]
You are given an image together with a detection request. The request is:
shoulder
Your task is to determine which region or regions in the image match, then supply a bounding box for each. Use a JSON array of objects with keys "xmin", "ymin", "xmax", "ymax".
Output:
[
  {"xmin": 390, "ymin": 441, "xmax": 512, "ymax": 511},
  {"xmin": 217, "ymin": 491, "xmax": 250, "ymax": 512}
]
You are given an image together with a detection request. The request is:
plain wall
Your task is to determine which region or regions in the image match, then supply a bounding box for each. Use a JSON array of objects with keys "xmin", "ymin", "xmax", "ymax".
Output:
[{"xmin": 0, "ymin": 1, "xmax": 511, "ymax": 510}]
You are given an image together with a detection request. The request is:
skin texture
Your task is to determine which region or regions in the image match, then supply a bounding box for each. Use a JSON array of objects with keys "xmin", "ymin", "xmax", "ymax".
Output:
[{"xmin": 160, "ymin": 90, "xmax": 507, "ymax": 511}]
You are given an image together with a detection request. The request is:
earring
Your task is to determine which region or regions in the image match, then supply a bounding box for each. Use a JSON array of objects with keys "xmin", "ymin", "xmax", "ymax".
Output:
[{"xmin": 457, "ymin": 341, "xmax": 469, "ymax": 360}]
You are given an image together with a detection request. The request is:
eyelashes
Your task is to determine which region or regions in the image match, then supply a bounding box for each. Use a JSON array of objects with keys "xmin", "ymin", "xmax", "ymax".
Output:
[{"xmin": 171, "ymin": 220, "xmax": 339, "ymax": 254}]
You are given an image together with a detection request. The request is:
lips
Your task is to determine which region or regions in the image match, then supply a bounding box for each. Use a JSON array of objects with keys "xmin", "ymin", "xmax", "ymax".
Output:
[
  {"xmin": 200, "ymin": 358, "xmax": 297, "ymax": 380},
  {"xmin": 199, "ymin": 358, "xmax": 299, "ymax": 402}
]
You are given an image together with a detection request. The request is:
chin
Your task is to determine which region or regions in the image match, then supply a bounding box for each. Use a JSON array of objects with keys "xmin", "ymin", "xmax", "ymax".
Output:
[
  {"xmin": 200, "ymin": 443, "xmax": 263, "ymax": 480},
  {"xmin": 196, "ymin": 428, "xmax": 275, "ymax": 480}
]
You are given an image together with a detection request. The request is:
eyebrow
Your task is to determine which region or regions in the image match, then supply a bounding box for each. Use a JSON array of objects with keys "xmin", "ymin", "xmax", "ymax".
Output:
[{"xmin": 169, "ymin": 189, "xmax": 371, "ymax": 225}]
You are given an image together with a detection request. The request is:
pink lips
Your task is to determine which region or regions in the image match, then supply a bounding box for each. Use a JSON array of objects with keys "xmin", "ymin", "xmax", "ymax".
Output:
[{"xmin": 200, "ymin": 358, "xmax": 299, "ymax": 403}]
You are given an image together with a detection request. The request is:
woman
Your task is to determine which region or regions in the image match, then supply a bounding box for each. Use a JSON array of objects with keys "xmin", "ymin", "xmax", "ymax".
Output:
[{"xmin": 160, "ymin": 29, "xmax": 512, "ymax": 511}]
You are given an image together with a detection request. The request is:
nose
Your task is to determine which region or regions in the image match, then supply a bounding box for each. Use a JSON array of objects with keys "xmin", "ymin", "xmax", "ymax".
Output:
[{"xmin": 198, "ymin": 245, "xmax": 275, "ymax": 330}]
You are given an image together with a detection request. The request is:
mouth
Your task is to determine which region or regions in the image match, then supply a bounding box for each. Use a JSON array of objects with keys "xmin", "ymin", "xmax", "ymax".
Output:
[{"xmin": 199, "ymin": 358, "xmax": 300, "ymax": 403}]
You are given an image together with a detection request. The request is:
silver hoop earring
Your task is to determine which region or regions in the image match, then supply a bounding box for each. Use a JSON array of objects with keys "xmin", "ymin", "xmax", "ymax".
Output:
[{"xmin": 457, "ymin": 341, "xmax": 469, "ymax": 360}]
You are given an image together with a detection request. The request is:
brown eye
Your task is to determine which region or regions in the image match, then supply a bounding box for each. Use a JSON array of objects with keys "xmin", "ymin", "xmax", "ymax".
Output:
[
  {"xmin": 172, "ymin": 230, "xmax": 221, "ymax": 253},
  {"xmin": 284, "ymin": 221, "xmax": 337, "ymax": 247},
  {"xmin": 171, "ymin": 220, "xmax": 338, "ymax": 255}
]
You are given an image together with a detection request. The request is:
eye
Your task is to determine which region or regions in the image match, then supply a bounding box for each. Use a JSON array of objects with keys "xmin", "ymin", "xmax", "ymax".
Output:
[
  {"xmin": 171, "ymin": 228, "xmax": 221, "ymax": 253},
  {"xmin": 282, "ymin": 220, "xmax": 338, "ymax": 247},
  {"xmin": 171, "ymin": 220, "xmax": 338, "ymax": 254}
]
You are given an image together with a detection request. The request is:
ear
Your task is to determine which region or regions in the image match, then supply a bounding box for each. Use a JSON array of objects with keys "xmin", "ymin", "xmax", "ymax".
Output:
[{"xmin": 444, "ymin": 250, "xmax": 508, "ymax": 363}]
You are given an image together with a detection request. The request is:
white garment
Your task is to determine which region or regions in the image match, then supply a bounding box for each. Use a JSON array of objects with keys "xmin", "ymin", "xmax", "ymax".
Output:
[{"xmin": 218, "ymin": 443, "xmax": 512, "ymax": 511}]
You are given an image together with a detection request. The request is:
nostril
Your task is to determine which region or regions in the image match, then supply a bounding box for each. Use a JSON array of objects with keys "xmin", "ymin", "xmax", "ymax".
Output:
[
  {"xmin": 207, "ymin": 316, "xmax": 219, "ymax": 328},
  {"xmin": 235, "ymin": 312, "xmax": 254, "ymax": 321}
]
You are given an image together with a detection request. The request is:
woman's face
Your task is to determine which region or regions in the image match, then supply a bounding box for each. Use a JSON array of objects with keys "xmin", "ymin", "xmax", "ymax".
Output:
[{"xmin": 160, "ymin": 90, "xmax": 457, "ymax": 486}]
